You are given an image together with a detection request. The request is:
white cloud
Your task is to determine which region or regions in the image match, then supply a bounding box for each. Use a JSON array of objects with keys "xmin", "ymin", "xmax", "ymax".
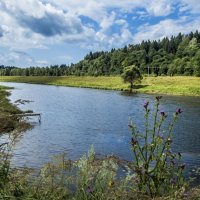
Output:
[
  {"xmin": 115, "ymin": 19, "xmax": 128, "ymax": 28},
  {"xmin": 36, "ymin": 60, "xmax": 49, "ymax": 65},
  {"xmin": 4, "ymin": 0, "xmax": 45, "ymax": 18},
  {"xmin": 100, "ymin": 12, "xmax": 116, "ymax": 32},
  {"xmin": 179, "ymin": 0, "xmax": 200, "ymax": 14},
  {"xmin": 88, "ymin": 25, "xmax": 134, "ymax": 50},
  {"xmin": 46, "ymin": 0, "xmax": 106, "ymax": 22},
  {"xmin": 0, "ymin": 0, "xmax": 96, "ymax": 50},
  {"xmin": 0, "ymin": 49, "xmax": 51, "ymax": 67},
  {"xmin": 133, "ymin": 16, "xmax": 200, "ymax": 43},
  {"xmin": 0, "ymin": 50, "xmax": 34, "ymax": 66},
  {"xmin": 0, "ymin": 0, "xmax": 182, "ymax": 51},
  {"xmin": 0, "ymin": 0, "xmax": 199, "ymax": 66},
  {"xmin": 47, "ymin": 0, "xmax": 175, "ymax": 20},
  {"xmin": 121, "ymin": 28, "xmax": 133, "ymax": 41},
  {"xmin": 0, "ymin": 0, "xmax": 137, "ymax": 52},
  {"xmin": 146, "ymin": 0, "xmax": 174, "ymax": 16},
  {"xmin": 135, "ymin": 11, "xmax": 150, "ymax": 20},
  {"xmin": 58, "ymin": 55, "xmax": 73, "ymax": 61}
]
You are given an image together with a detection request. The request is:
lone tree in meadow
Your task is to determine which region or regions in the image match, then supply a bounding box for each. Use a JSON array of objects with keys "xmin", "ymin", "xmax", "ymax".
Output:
[{"xmin": 121, "ymin": 65, "xmax": 143, "ymax": 92}]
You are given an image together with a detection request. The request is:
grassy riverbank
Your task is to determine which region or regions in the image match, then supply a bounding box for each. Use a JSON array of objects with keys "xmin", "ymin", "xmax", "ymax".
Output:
[
  {"xmin": 0, "ymin": 86, "xmax": 30, "ymax": 134},
  {"xmin": 0, "ymin": 76, "xmax": 200, "ymax": 96}
]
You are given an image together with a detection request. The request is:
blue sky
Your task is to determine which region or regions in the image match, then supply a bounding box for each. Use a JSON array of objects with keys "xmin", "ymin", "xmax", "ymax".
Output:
[{"xmin": 0, "ymin": 0, "xmax": 200, "ymax": 67}]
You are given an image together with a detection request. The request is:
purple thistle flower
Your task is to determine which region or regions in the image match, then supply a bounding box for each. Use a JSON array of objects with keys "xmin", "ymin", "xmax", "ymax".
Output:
[
  {"xmin": 86, "ymin": 186, "xmax": 93, "ymax": 193},
  {"xmin": 131, "ymin": 138, "xmax": 138, "ymax": 146},
  {"xmin": 179, "ymin": 163, "xmax": 186, "ymax": 170},
  {"xmin": 160, "ymin": 111, "xmax": 167, "ymax": 118},
  {"xmin": 175, "ymin": 108, "xmax": 183, "ymax": 115},
  {"xmin": 177, "ymin": 108, "xmax": 183, "ymax": 114},
  {"xmin": 144, "ymin": 101, "xmax": 149, "ymax": 110},
  {"xmin": 156, "ymin": 96, "xmax": 162, "ymax": 101}
]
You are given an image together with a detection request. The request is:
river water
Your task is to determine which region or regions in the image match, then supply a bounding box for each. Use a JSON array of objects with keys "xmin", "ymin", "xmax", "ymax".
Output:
[{"xmin": 0, "ymin": 82, "xmax": 200, "ymax": 181}]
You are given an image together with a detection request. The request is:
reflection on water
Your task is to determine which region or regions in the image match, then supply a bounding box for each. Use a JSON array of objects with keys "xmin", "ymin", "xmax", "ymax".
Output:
[{"xmin": 0, "ymin": 82, "xmax": 200, "ymax": 180}]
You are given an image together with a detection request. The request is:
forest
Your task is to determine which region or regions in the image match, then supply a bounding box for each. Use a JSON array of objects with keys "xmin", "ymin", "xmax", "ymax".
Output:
[{"xmin": 0, "ymin": 30, "xmax": 200, "ymax": 77}]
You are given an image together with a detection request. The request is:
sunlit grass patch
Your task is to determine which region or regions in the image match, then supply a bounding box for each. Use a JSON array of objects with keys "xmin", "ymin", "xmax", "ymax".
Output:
[{"xmin": 0, "ymin": 76, "xmax": 199, "ymax": 96}]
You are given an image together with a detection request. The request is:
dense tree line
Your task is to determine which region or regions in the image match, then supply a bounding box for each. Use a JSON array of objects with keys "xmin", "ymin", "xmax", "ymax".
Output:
[{"xmin": 1, "ymin": 31, "xmax": 200, "ymax": 77}]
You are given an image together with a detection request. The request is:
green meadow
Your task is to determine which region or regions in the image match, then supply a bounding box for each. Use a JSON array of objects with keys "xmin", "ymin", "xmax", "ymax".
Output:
[{"xmin": 0, "ymin": 76, "xmax": 199, "ymax": 96}]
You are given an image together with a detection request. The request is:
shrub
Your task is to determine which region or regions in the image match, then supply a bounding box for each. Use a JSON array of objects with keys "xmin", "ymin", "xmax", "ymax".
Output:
[{"xmin": 121, "ymin": 65, "xmax": 142, "ymax": 92}]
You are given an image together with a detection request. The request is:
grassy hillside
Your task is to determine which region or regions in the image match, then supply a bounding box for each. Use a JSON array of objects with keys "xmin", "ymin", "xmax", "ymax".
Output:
[{"xmin": 0, "ymin": 76, "xmax": 199, "ymax": 96}]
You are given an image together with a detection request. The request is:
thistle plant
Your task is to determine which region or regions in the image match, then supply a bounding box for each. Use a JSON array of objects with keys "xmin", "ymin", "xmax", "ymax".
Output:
[{"xmin": 129, "ymin": 96, "xmax": 187, "ymax": 197}]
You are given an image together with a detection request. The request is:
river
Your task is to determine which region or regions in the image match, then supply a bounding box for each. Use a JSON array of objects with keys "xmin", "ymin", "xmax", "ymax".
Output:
[{"xmin": 0, "ymin": 82, "xmax": 200, "ymax": 182}]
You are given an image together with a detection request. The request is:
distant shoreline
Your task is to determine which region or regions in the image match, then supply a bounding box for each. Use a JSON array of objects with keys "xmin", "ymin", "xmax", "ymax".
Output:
[{"xmin": 0, "ymin": 76, "xmax": 199, "ymax": 97}]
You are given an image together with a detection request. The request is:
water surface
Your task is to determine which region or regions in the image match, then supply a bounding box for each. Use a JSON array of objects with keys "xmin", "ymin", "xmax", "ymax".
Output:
[{"xmin": 0, "ymin": 82, "xmax": 200, "ymax": 181}]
